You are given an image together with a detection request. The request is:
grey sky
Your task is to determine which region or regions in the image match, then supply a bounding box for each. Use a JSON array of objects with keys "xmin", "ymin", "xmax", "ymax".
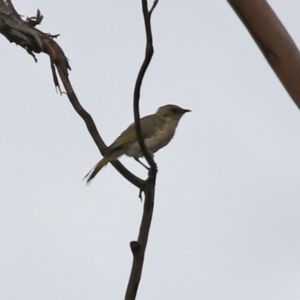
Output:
[{"xmin": 1, "ymin": 0, "xmax": 300, "ymax": 299}]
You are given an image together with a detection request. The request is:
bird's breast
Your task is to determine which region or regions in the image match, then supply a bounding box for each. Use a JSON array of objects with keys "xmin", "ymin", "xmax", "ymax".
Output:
[{"xmin": 124, "ymin": 123, "xmax": 175, "ymax": 158}]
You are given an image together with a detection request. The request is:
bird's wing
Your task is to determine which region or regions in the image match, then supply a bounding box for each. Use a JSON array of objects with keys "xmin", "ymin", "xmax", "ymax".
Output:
[{"xmin": 109, "ymin": 115, "xmax": 165, "ymax": 149}]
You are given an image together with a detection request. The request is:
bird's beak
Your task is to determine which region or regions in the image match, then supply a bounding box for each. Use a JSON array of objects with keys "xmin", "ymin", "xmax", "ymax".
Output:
[{"xmin": 183, "ymin": 109, "xmax": 191, "ymax": 113}]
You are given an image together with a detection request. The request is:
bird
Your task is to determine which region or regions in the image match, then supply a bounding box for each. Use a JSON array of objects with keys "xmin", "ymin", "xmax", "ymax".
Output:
[{"xmin": 84, "ymin": 104, "xmax": 191, "ymax": 183}]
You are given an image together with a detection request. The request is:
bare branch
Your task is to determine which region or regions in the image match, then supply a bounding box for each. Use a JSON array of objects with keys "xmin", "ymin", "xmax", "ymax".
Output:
[
  {"xmin": 228, "ymin": 0, "xmax": 300, "ymax": 110},
  {"xmin": 125, "ymin": 179, "xmax": 155, "ymax": 300},
  {"xmin": 0, "ymin": 0, "xmax": 144, "ymax": 188},
  {"xmin": 125, "ymin": 1, "xmax": 159, "ymax": 299},
  {"xmin": 133, "ymin": 0, "xmax": 158, "ymax": 173}
]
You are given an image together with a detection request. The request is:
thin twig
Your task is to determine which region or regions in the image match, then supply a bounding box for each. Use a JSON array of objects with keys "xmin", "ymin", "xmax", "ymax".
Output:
[
  {"xmin": 133, "ymin": 0, "xmax": 157, "ymax": 172},
  {"xmin": 149, "ymin": 0, "xmax": 158, "ymax": 16}
]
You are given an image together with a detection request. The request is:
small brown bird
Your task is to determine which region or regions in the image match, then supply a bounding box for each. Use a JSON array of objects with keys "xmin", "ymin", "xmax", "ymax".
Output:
[{"xmin": 85, "ymin": 104, "xmax": 190, "ymax": 183}]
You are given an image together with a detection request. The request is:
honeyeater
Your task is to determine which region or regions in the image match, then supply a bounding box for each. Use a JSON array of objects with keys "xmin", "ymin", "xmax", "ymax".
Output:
[{"xmin": 85, "ymin": 104, "xmax": 190, "ymax": 183}]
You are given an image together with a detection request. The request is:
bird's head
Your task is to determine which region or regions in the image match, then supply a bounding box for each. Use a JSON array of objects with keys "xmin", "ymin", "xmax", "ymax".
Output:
[{"xmin": 156, "ymin": 104, "xmax": 191, "ymax": 122}]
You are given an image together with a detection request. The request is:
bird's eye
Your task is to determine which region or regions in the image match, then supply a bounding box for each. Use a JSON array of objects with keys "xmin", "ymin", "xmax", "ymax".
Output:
[{"xmin": 171, "ymin": 108, "xmax": 179, "ymax": 114}]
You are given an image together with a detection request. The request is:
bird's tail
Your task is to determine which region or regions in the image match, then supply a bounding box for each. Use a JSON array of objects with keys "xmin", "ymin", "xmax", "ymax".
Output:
[{"xmin": 84, "ymin": 155, "xmax": 112, "ymax": 184}]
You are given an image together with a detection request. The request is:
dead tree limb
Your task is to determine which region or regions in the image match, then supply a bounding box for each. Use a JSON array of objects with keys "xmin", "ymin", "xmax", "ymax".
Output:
[
  {"xmin": 228, "ymin": 0, "xmax": 300, "ymax": 110},
  {"xmin": 0, "ymin": 0, "xmax": 143, "ymax": 187},
  {"xmin": 125, "ymin": 1, "xmax": 158, "ymax": 299}
]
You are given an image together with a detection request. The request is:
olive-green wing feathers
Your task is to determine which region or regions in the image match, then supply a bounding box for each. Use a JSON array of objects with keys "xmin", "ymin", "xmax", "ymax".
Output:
[{"xmin": 108, "ymin": 115, "xmax": 166, "ymax": 150}]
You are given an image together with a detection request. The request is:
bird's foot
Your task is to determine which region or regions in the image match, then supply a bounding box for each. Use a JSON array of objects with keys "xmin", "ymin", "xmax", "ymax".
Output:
[{"xmin": 134, "ymin": 157, "xmax": 150, "ymax": 170}]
